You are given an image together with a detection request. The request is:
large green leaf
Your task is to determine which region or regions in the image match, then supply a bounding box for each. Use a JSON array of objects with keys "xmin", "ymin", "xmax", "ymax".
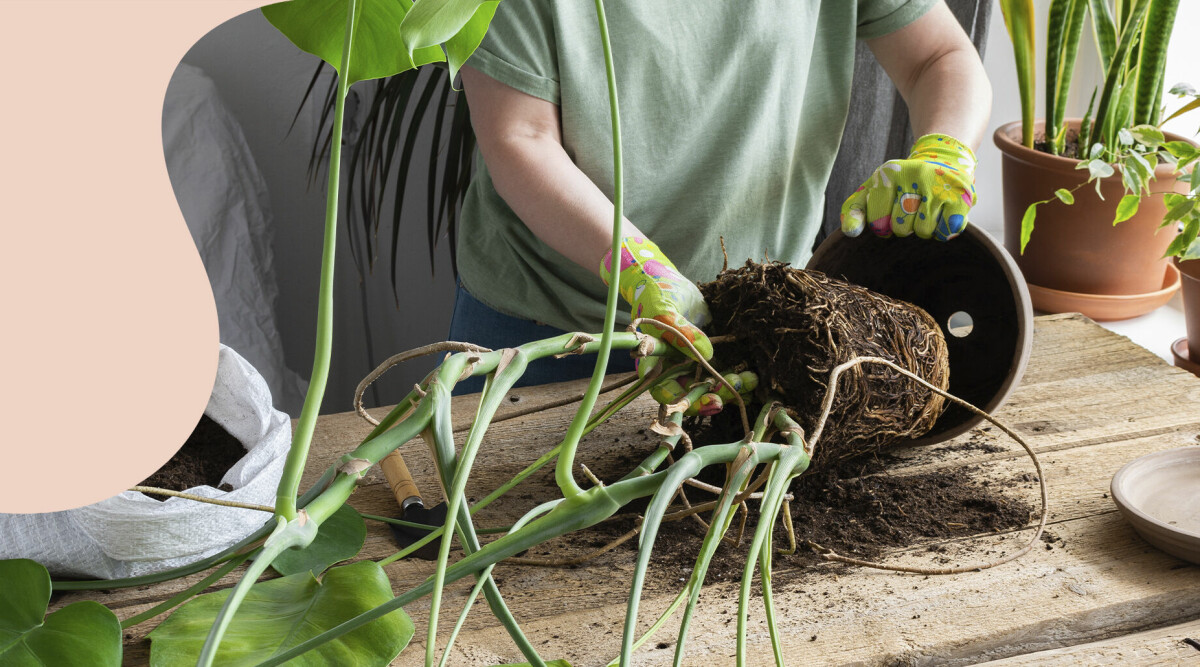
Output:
[
  {"xmin": 263, "ymin": 0, "xmax": 446, "ymax": 85},
  {"xmin": 399, "ymin": 0, "xmax": 499, "ymax": 58},
  {"xmin": 444, "ymin": 1, "xmax": 500, "ymax": 83},
  {"xmin": 0, "ymin": 559, "xmax": 121, "ymax": 666},
  {"xmin": 271, "ymin": 504, "xmax": 367, "ymax": 576},
  {"xmin": 149, "ymin": 561, "xmax": 412, "ymax": 666}
]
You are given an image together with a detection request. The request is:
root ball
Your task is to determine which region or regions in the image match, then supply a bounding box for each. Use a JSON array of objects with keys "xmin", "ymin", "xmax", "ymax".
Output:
[{"xmin": 700, "ymin": 261, "xmax": 949, "ymax": 468}]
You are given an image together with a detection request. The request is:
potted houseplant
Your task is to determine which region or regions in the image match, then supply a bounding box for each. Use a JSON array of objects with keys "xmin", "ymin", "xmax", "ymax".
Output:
[{"xmin": 994, "ymin": 0, "xmax": 1198, "ymax": 319}]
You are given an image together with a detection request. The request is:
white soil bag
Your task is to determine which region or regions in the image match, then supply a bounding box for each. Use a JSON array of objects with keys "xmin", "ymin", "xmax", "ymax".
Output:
[{"xmin": 0, "ymin": 345, "xmax": 291, "ymax": 579}]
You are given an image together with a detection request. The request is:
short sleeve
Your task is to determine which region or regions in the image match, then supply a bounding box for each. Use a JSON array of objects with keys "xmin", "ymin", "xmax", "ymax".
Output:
[
  {"xmin": 466, "ymin": 0, "xmax": 560, "ymax": 104},
  {"xmin": 856, "ymin": 0, "xmax": 940, "ymax": 40}
]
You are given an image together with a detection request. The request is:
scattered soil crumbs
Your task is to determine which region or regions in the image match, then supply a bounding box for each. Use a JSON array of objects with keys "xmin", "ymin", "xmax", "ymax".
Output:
[
  {"xmin": 606, "ymin": 419, "xmax": 1037, "ymax": 581},
  {"xmin": 137, "ymin": 415, "xmax": 244, "ymax": 497},
  {"xmin": 784, "ymin": 459, "xmax": 1034, "ymax": 563}
]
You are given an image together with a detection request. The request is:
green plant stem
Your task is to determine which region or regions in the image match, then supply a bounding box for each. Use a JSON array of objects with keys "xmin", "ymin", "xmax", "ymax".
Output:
[
  {"xmin": 359, "ymin": 513, "xmax": 512, "ymax": 534},
  {"xmin": 426, "ymin": 358, "xmax": 531, "ymax": 665},
  {"xmin": 619, "ymin": 418, "xmax": 764, "ymax": 665},
  {"xmin": 760, "ymin": 524, "xmax": 784, "ymax": 667},
  {"xmin": 672, "ymin": 451, "xmax": 757, "ymax": 665},
  {"xmin": 276, "ymin": 0, "xmax": 360, "ymax": 522},
  {"xmin": 197, "ymin": 517, "xmax": 317, "ymax": 667},
  {"xmin": 438, "ymin": 500, "xmax": 558, "ymax": 667},
  {"xmin": 607, "ymin": 582, "xmax": 693, "ymax": 667},
  {"xmin": 555, "ymin": 0, "xmax": 625, "ymax": 499},
  {"xmin": 736, "ymin": 446, "xmax": 807, "ymax": 667},
  {"xmin": 119, "ymin": 553, "xmax": 251, "ymax": 630},
  {"xmin": 256, "ymin": 444, "xmax": 779, "ymax": 667}
]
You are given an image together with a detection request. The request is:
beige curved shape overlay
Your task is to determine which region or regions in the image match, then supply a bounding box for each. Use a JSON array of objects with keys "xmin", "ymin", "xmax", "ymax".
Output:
[{"xmin": 0, "ymin": 2, "xmax": 272, "ymax": 511}]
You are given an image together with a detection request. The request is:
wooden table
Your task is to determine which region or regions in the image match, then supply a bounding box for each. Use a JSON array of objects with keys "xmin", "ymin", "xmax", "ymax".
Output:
[{"xmin": 63, "ymin": 314, "xmax": 1200, "ymax": 665}]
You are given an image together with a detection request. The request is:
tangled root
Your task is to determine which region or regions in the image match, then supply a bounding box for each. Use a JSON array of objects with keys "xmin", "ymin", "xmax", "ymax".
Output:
[{"xmin": 701, "ymin": 261, "xmax": 949, "ymax": 469}]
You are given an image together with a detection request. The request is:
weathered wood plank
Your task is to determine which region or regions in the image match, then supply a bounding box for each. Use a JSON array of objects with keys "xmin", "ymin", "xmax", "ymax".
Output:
[
  {"xmin": 47, "ymin": 315, "xmax": 1200, "ymax": 665},
  {"xmin": 978, "ymin": 617, "xmax": 1200, "ymax": 665}
]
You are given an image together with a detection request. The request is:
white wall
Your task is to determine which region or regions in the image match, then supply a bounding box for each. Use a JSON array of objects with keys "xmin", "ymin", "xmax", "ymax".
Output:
[{"xmin": 976, "ymin": 0, "xmax": 1200, "ymax": 236}]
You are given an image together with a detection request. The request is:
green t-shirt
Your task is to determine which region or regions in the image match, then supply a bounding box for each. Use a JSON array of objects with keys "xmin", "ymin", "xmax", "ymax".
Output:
[{"xmin": 457, "ymin": 0, "xmax": 938, "ymax": 333}]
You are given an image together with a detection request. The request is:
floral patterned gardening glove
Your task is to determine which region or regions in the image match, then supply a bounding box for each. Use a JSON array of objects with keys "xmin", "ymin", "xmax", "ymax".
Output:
[
  {"xmin": 840, "ymin": 133, "xmax": 978, "ymax": 241},
  {"xmin": 600, "ymin": 235, "xmax": 713, "ymax": 362}
]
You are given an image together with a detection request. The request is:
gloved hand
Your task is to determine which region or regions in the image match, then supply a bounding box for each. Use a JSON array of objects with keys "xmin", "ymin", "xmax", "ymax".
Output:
[
  {"xmin": 600, "ymin": 235, "xmax": 713, "ymax": 361},
  {"xmin": 840, "ymin": 133, "xmax": 977, "ymax": 241},
  {"xmin": 638, "ymin": 357, "xmax": 758, "ymax": 417}
]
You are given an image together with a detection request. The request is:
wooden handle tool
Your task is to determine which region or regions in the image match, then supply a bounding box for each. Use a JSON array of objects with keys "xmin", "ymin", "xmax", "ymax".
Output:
[{"xmin": 381, "ymin": 450, "xmax": 423, "ymax": 512}]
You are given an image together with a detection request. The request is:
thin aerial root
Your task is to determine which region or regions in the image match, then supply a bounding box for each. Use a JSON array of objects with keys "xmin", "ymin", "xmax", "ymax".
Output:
[
  {"xmin": 778, "ymin": 498, "xmax": 797, "ymax": 556},
  {"xmin": 128, "ymin": 487, "xmax": 275, "ymax": 513},
  {"xmin": 732, "ymin": 502, "xmax": 749, "ymax": 546},
  {"xmin": 673, "ymin": 486, "xmax": 711, "ymax": 532},
  {"xmin": 355, "ymin": 341, "xmax": 491, "ymax": 425},
  {"xmin": 580, "ymin": 464, "xmax": 604, "ymax": 488},
  {"xmin": 681, "ymin": 477, "xmax": 783, "ymax": 502}
]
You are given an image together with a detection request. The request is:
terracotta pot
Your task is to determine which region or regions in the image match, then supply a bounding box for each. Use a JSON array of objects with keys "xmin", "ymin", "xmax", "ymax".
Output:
[
  {"xmin": 807, "ymin": 225, "xmax": 1033, "ymax": 446},
  {"xmin": 1180, "ymin": 258, "xmax": 1200, "ymax": 360},
  {"xmin": 994, "ymin": 120, "xmax": 1191, "ymax": 297}
]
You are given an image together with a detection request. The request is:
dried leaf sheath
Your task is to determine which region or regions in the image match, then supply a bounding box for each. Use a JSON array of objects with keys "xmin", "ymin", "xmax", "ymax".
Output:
[{"xmin": 702, "ymin": 261, "xmax": 949, "ymax": 468}]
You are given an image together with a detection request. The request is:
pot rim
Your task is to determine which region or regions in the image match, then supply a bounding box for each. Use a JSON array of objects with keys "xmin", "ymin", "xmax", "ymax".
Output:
[
  {"xmin": 1177, "ymin": 256, "xmax": 1200, "ymax": 282},
  {"xmin": 993, "ymin": 119, "xmax": 1197, "ymax": 178}
]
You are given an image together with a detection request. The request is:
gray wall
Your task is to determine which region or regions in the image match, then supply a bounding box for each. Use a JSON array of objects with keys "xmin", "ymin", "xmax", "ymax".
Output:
[{"xmin": 178, "ymin": 9, "xmax": 457, "ymax": 416}]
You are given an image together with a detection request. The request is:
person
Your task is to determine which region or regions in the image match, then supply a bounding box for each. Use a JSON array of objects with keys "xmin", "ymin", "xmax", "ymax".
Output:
[{"xmin": 448, "ymin": 0, "xmax": 990, "ymax": 394}]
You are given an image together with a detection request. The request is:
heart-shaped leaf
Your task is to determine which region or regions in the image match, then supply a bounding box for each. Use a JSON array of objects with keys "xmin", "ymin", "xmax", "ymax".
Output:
[
  {"xmin": 0, "ymin": 559, "xmax": 121, "ymax": 667},
  {"xmin": 271, "ymin": 504, "xmax": 366, "ymax": 577},
  {"xmin": 263, "ymin": 0, "xmax": 445, "ymax": 85},
  {"xmin": 148, "ymin": 560, "xmax": 412, "ymax": 666}
]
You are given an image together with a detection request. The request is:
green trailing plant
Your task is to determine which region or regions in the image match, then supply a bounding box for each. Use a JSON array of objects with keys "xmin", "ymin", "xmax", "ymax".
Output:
[
  {"xmin": 1019, "ymin": 83, "xmax": 1200, "ymax": 259},
  {"xmin": 6, "ymin": 1, "xmax": 1053, "ymax": 666},
  {"xmin": 1002, "ymin": 0, "xmax": 1197, "ymax": 257}
]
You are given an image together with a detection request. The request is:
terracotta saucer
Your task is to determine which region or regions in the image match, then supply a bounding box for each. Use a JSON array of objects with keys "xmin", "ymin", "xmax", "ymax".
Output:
[
  {"xmin": 1111, "ymin": 447, "xmax": 1200, "ymax": 565},
  {"xmin": 1028, "ymin": 263, "xmax": 1181, "ymax": 321},
  {"xmin": 1172, "ymin": 337, "xmax": 1200, "ymax": 378}
]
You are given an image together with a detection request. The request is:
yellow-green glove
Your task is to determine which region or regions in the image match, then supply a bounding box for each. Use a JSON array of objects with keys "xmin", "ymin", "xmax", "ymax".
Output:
[
  {"xmin": 600, "ymin": 235, "xmax": 713, "ymax": 361},
  {"xmin": 840, "ymin": 133, "xmax": 977, "ymax": 241}
]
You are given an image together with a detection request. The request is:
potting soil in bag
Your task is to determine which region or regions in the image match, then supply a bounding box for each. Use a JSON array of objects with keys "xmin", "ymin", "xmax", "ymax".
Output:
[{"xmin": 0, "ymin": 345, "xmax": 291, "ymax": 579}]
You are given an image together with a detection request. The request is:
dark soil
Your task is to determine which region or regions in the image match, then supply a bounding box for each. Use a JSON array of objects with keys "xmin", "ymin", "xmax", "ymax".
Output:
[
  {"xmin": 137, "ymin": 415, "xmax": 244, "ymax": 497},
  {"xmin": 603, "ymin": 421, "xmax": 1035, "ymax": 583}
]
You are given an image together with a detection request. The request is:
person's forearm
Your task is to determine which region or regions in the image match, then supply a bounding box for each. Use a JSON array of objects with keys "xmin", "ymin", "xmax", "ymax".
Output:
[
  {"xmin": 899, "ymin": 46, "xmax": 991, "ymax": 149},
  {"xmin": 481, "ymin": 130, "xmax": 637, "ymax": 276}
]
